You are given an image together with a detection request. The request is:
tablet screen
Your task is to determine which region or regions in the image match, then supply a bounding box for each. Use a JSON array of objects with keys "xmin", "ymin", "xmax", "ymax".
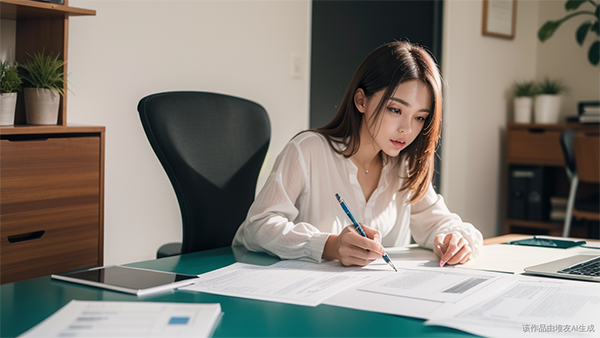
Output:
[{"xmin": 61, "ymin": 266, "xmax": 197, "ymax": 290}]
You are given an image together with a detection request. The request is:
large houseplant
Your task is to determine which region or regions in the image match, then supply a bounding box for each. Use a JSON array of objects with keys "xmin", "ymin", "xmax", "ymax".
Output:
[
  {"xmin": 20, "ymin": 50, "xmax": 65, "ymax": 125},
  {"xmin": 538, "ymin": 0, "xmax": 600, "ymax": 66},
  {"xmin": 0, "ymin": 61, "xmax": 22, "ymax": 125}
]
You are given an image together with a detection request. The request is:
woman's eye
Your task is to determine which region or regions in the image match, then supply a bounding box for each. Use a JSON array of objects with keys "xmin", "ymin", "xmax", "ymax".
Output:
[
  {"xmin": 415, "ymin": 116, "xmax": 427, "ymax": 122},
  {"xmin": 390, "ymin": 108, "xmax": 401, "ymax": 114}
]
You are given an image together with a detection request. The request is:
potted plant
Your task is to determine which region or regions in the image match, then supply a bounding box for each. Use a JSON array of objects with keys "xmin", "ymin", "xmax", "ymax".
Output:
[
  {"xmin": 20, "ymin": 50, "xmax": 65, "ymax": 125},
  {"xmin": 534, "ymin": 78, "xmax": 568, "ymax": 124},
  {"xmin": 0, "ymin": 61, "xmax": 22, "ymax": 125},
  {"xmin": 511, "ymin": 80, "xmax": 537, "ymax": 124}
]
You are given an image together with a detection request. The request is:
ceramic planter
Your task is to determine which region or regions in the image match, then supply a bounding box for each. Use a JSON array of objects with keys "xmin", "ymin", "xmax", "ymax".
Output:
[
  {"xmin": 24, "ymin": 87, "xmax": 60, "ymax": 125},
  {"xmin": 513, "ymin": 97, "xmax": 533, "ymax": 123},
  {"xmin": 534, "ymin": 94, "xmax": 561, "ymax": 124},
  {"xmin": 0, "ymin": 92, "xmax": 17, "ymax": 125}
]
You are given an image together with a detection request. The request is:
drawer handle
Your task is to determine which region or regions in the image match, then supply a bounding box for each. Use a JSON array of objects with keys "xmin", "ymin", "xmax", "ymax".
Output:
[
  {"xmin": 5, "ymin": 135, "xmax": 49, "ymax": 142},
  {"xmin": 527, "ymin": 128, "xmax": 545, "ymax": 134},
  {"xmin": 7, "ymin": 231, "xmax": 45, "ymax": 243}
]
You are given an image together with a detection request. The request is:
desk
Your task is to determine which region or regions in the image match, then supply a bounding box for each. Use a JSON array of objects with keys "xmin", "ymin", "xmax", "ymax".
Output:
[{"xmin": 2, "ymin": 247, "xmax": 477, "ymax": 337}]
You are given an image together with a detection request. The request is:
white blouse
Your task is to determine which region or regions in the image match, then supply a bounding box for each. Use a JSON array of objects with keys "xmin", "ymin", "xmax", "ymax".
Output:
[{"xmin": 232, "ymin": 132, "xmax": 483, "ymax": 262}]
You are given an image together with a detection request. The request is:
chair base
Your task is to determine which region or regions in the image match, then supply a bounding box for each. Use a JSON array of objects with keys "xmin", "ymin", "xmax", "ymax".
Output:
[{"xmin": 157, "ymin": 242, "xmax": 182, "ymax": 259}]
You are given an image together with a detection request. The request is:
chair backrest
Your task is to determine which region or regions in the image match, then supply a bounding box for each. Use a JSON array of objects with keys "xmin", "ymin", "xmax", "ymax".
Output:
[
  {"xmin": 560, "ymin": 129, "xmax": 577, "ymax": 179},
  {"xmin": 138, "ymin": 91, "xmax": 270, "ymax": 254},
  {"xmin": 574, "ymin": 131, "xmax": 600, "ymax": 184}
]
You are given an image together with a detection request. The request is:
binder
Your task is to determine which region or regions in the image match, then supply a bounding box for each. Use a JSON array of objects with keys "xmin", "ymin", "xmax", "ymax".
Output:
[{"xmin": 508, "ymin": 166, "xmax": 549, "ymax": 221}]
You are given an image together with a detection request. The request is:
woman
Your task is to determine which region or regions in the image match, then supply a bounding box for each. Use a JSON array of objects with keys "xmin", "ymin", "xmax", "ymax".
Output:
[{"xmin": 233, "ymin": 41, "xmax": 483, "ymax": 267}]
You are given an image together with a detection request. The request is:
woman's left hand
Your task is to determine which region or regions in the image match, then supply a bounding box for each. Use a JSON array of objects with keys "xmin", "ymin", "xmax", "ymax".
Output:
[{"xmin": 433, "ymin": 232, "xmax": 472, "ymax": 267}]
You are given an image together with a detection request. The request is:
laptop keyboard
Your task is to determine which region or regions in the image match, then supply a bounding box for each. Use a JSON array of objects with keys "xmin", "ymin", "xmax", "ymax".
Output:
[{"xmin": 559, "ymin": 257, "xmax": 600, "ymax": 277}]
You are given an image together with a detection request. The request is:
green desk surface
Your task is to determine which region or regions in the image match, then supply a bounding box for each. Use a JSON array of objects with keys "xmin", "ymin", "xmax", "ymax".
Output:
[{"xmin": 1, "ymin": 247, "xmax": 476, "ymax": 337}]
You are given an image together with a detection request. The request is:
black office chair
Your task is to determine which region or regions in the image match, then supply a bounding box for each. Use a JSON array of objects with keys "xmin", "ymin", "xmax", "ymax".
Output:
[
  {"xmin": 560, "ymin": 130, "xmax": 600, "ymax": 238},
  {"xmin": 138, "ymin": 91, "xmax": 271, "ymax": 258}
]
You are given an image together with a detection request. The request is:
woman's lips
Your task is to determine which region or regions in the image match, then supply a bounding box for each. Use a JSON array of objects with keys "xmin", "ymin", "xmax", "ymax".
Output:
[{"xmin": 391, "ymin": 139, "xmax": 406, "ymax": 148}]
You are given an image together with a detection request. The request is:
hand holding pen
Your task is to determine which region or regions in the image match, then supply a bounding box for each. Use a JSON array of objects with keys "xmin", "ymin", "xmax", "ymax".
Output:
[{"xmin": 335, "ymin": 193, "xmax": 397, "ymax": 272}]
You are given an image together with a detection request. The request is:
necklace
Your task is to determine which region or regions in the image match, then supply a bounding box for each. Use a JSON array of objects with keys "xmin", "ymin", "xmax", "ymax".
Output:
[{"xmin": 352, "ymin": 156, "xmax": 378, "ymax": 175}]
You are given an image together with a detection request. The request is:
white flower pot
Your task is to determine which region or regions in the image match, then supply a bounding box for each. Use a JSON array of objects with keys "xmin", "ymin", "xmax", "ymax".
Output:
[
  {"xmin": 513, "ymin": 97, "xmax": 533, "ymax": 123},
  {"xmin": 534, "ymin": 94, "xmax": 561, "ymax": 124},
  {"xmin": 0, "ymin": 92, "xmax": 17, "ymax": 125},
  {"xmin": 24, "ymin": 88, "xmax": 60, "ymax": 125}
]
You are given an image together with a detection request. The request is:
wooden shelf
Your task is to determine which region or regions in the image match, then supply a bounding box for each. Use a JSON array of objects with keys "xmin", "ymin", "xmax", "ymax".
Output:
[
  {"xmin": 0, "ymin": 124, "xmax": 105, "ymax": 135},
  {"xmin": 0, "ymin": 0, "xmax": 96, "ymax": 20}
]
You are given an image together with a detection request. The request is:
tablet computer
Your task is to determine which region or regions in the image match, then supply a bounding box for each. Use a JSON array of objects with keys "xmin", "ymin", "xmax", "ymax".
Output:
[{"xmin": 52, "ymin": 266, "xmax": 199, "ymax": 296}]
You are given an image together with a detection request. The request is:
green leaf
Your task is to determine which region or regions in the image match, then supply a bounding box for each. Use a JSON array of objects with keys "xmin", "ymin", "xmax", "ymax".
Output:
[
  {"xmin": 593, "ymin": 21, "xmax": 600, "ymax": 35},
  {"xmin": 589, "ymin": 40, "xmax": 600, "ymax": 65},
  {"xmin": 538, "ymin": 21, "xmax": 562, "ymax": 42},
  {"xmin": 19, "ymin": 49, "xmax": 65, "ymax": 96},
  {"xmin": 577, "ymin": 22, "xmax": 593, "ymax": 44},
  {"xmin": 566, "ymin": 0, "xmax": 587, "ymax": 11}
]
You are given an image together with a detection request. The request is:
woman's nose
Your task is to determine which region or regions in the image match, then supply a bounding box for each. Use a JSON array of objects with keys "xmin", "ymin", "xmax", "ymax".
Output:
[{"xmin": 398, "ymin": 118, "xmax": 412, "ymax": 134}]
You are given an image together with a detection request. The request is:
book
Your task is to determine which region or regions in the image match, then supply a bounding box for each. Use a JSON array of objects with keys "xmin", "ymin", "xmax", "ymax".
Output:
[
  {"xmin": 550, "ymin": 209, "xmax": 567, "ymax": 221},
  {"xmin": 582, "ymin": 106, "xmax": 600, "ymax": 115},
  {"xmin": 550, "ymin": 196, "xmax": 568, "ymax": 209},
  {"xmin": 579, "ymin": 114, "xmax": 600, "ymax": 124},
  {"xmin": 578, "ymin": 101, "xmax": 600, "ymax": 123},
  {"xmin": 51, "ymin": 265, "xmax": 200, "ymax": 296}
]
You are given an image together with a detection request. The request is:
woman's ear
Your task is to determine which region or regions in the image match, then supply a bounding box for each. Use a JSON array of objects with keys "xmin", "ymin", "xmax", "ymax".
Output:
[{"xmin": 354, "ymin": 88, "xmax": 367, "ymax": 113}]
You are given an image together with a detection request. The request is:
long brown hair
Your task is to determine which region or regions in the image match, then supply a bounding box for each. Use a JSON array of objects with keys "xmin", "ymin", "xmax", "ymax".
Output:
[{"xmin": 311, "ymin": 41, "xmax": 443, "ymax": 203}]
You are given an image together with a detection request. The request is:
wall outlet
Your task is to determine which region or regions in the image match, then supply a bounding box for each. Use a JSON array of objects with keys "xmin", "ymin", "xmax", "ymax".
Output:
[{"xmin": 291, "ymin": 53, "xmax": 302, "ymax": 79}]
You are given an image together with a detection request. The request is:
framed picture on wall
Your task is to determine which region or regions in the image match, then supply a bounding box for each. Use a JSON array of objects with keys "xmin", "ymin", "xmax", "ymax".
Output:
[{"xmin": 482, "ymin": 0, "xmax": 516, "ymax": 39}]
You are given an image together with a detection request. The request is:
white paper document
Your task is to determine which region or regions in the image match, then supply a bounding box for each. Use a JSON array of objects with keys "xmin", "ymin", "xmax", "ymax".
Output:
[
  {"xmin": 458, "ymin": 243, "xmax": 599, "ymax": 274},
  {"xmin": 426, "ymin": 278, "xmax": 600, "ymax": 337},
  {"xmin": 19, "ymin": 300, "xmax": 222, "ymax": 338},
  {"xmin": 322, "ymin": 253, "xmax": 441, "ymax": 319},
  {"xmin": 180, "ymin": 260, "xmax": 369, "ymax": 306},
  {"xmin": 359, "ymin": 266, "xmax": 503, "ymax": 303}
]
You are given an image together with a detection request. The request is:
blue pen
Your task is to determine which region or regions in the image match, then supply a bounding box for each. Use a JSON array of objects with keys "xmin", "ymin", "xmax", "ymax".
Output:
[{"xmin": 335, "ymin": 193, "xmax": 397, "ymax": 272}]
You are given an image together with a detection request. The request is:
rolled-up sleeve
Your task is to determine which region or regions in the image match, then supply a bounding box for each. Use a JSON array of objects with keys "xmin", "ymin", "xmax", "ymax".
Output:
[{"xmin": 409, "ymin": 185, "xmax": 483, "ymax": 257}]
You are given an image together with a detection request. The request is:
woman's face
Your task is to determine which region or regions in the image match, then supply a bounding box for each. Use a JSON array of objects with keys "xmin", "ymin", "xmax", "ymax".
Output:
[{"xmin": 355, "ymin": 79, "xmax": 432, "ymax": 157}]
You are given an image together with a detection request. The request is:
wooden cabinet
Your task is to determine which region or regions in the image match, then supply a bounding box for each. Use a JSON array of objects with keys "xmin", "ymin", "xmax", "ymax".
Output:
[
  {"xmin": 504, "ymin": 123, "xmax": 599, "ymax": 237},
  {"xmin": 0, "ymin": 1, "xmax": 101, "ymax": 284},
  {"xmin": 1, "ymin": 126, "xmax": 104, "ymax": 284}
]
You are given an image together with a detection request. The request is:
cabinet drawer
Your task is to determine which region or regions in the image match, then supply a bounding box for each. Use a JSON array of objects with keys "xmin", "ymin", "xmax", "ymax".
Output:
[
  {"xmin": 507, "ymin": 128, "xmax": 564, "ymax": 166},
  {"xmin": 1, "ymin": 223, "xmax": 99, "ymax": 284},
  {"xmin": 0, "ymin": 136, "xmax": 101, "ymax": 283}
]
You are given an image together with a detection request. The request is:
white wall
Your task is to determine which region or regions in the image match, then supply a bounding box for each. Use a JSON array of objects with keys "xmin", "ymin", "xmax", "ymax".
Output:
[
  {"xmin": 64, "ymin": 0, "xmax": 598, "ymax": 264},
  {"xmin": 536, "ymin": 0, "xmax": 600, "ymax": 118},
  {"xmin": 441, "ymin": 0, "xmax": 540, "ymax": 238},
  {"xmin": 68, "ymin": 0, "xmax": 311, "ymax": 265},
  {"xmin": 0, "ymin": 20, "xmax": 16, "ymax": 63}
]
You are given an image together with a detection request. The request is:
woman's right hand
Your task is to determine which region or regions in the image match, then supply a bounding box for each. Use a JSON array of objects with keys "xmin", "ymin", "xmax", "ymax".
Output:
[{"xmin": 322, "ymin": 224, "xmax": 385, "ymax": 266}]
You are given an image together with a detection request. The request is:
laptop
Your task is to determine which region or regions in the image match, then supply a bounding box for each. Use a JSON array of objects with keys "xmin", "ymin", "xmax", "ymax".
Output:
[{"xmin": 524, "ymin": 254, "xmax": 600, "ymax": 282}]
